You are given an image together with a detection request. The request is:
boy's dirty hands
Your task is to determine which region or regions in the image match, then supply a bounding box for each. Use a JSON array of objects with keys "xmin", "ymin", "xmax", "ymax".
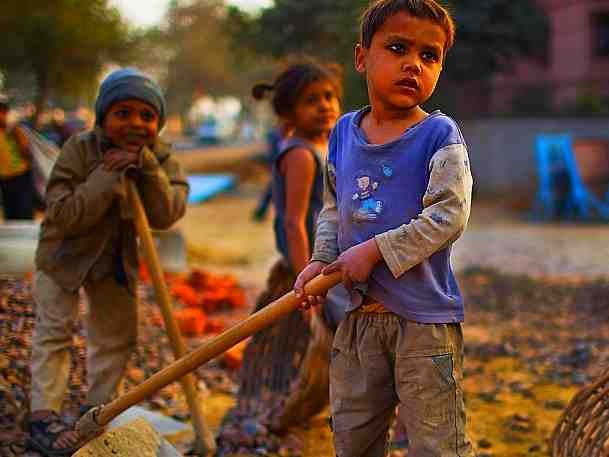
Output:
[
  {"xmin": 323, "ymin": 238, "xmax": 382, "ymax": 290},
  {"xmin": 294, "ymin": 239, "xmax": 383, "ymax": 309},
  {"xmin": 294, "ymin": 261, "xmax": 327, "ymax": 310},
  {"xmin": 103, "ymin": 148, "xmax": 139, "ymax": 172}
]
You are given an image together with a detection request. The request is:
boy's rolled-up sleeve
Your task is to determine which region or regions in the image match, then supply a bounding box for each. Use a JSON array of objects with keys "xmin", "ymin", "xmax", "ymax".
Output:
[
  {"xmin": 374, "ymin": 143, "xmax": 473, "ymax": 278},
  {"xmin": 311, "ymin": 160, "xmax": 340, "ymax": 264},
  {"xmin": 136, "ymin": 146, "xmax": 189, "ymax": 229},
  {"xmin": 46, "ymin": 138, "xmax": 122, "ymax": 237}
]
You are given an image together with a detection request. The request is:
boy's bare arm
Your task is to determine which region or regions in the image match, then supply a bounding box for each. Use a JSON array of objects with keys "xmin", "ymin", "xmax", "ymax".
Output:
[
  {"xmin": 136, "ymin": 146, "xmax": 189, "ymax": 230},
  {"xmin": 311, "ymin": 162, "xmax": 340, "ymax": 264},
  {"xmin": 45, "ymin": 137, "xmax": 122, "ymax": 237},
  {"xmin": 375, "ymin": 143, "xmax": 473, "ymax": 278}
]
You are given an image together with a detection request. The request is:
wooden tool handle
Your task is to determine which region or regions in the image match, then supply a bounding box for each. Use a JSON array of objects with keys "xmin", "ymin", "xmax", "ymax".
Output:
[
  {"xmin": 126, "ymin": 180, "xmax": 190, "ymax": 358},
  {"xmin": 97, "ymin": 270, "xmax": 341, "ymax": 426},
  {"xmin": 125, "ymin": 179, "xmax": 216, "ymax": 454}
]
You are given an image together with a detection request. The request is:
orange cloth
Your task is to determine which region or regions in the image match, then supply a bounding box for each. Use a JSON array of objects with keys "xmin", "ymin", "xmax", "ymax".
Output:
[{"xmin": 359, "ymin": 297, "xmax": 392, "ymax": 313}]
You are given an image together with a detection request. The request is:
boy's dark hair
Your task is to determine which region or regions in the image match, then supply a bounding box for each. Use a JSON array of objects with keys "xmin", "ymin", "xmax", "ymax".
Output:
[
  {"xmin": 360, "ymin": 0, "xmax": 455, "ymax": 53},
  {"xmin": 252, "ymin": 57, "xmax": 343, "ymax": 117}
]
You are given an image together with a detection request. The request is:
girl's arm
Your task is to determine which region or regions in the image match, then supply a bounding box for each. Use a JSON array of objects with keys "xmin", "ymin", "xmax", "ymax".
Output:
[
  {"xmin": 281, "ymin": 146, "xmax": 317, "ymax": 273},
  {"xmin": 295, "ymin": 149, "xmax": 339, "ymax": 305}
]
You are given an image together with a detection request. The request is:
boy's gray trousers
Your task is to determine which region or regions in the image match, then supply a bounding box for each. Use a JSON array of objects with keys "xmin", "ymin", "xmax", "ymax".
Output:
[
  {"xmin": 30, "ymin": 270, "xmax": 137, "ymax": 412},
  {"xmin": 330, "ymin": 310, "xmax": 475, "ymax": 457}
]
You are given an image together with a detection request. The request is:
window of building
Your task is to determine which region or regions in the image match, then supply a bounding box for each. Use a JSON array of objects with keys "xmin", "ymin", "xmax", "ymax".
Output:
[{"xmin": 592, "ymin": 12, "xmax": 609, "ymax": 57}]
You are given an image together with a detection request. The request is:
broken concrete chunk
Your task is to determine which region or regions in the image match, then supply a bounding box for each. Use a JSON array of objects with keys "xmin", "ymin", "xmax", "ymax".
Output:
[{"xmin": 73, "ymin": 418, "xmax": 182, "ymax": 457}]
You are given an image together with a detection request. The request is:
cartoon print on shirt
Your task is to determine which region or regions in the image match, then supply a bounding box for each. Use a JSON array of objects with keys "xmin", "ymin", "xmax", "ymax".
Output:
[{"xmin": 352, "ymin": 174, "xmax": 383, "ymax": 222}]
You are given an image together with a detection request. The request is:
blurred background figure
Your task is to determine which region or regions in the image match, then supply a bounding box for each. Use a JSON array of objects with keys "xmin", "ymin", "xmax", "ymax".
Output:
[
  {"xmin": 0, "ymin": 95, "xmax": 35, "ymax": 220},
  {"xmin": 43, "ymin": 108, "xmax": 74, "ymax": 147}
]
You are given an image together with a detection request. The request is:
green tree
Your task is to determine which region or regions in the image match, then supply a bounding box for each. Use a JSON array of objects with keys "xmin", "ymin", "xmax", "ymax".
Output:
[
  {"xmin": 236, "ymin": 0, "xmax": 548, "ymax": 113},
  {"xmin": 447, "ymin": 0, "xmax": 548, "ymax": 79},
  {"xmin": 0, "ymin": 0, "xmax": 132, "ymax": 125},
  {"xmin": 250, "ymin": 0, "xmax": 368, "ymax": 108},
  {"xmin": 157, "ymin": 1, "xmax": 275, "ymax": 120},
  {"xmin": 162, "ymin": 0, "xmax": 237, "ymax": 116}
]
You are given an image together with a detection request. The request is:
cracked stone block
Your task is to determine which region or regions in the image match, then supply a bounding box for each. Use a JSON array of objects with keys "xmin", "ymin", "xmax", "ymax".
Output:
[{"xmin": 73, "ymin": 418, "xmax": 182, "ymax": 457}]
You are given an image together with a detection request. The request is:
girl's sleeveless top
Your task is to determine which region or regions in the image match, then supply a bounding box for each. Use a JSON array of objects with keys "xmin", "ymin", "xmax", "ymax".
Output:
[{"xmin": 271, "ymin": 136, "xmax": 325, "ymax": 263}]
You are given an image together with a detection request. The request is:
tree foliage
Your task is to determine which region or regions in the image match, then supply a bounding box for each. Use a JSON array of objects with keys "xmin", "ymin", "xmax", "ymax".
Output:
[
  {"xmin": 235, "ymin": 0, "xmax": 548, "ymax": 111},
  {"xmin": 249, "ymin": 0, "xmax": 368, "ymax": 108},
  {"xmin": 162, "ymin": 0, "xmax": 234, "ymax": 115},
  {"xmin": 160, "ymin": 1, "xmax": 274, "ymax": 116},
  {"xmin": 0, "ymin": 0, "xmax": 134, "ymax": 122},
  {"xmin": 447, "ymin": 0, "xmax": 548, "ymax": 81}
]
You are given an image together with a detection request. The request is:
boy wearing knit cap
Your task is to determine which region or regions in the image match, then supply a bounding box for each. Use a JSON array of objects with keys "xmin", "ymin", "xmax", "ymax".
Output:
[{"xmin": 28, "ymin": 68, "xmax": 189, "ymax": 455}]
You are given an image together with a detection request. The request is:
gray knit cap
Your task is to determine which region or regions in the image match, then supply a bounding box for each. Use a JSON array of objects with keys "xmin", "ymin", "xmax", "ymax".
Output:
[{"xmin": 94, "ymin": 67, "xmax": 166, "ymax": 128}]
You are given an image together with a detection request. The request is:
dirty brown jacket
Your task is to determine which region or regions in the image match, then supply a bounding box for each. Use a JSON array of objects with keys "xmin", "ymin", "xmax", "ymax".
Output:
[{"xmin": 35, "ymin": 128, "xmax": 189, "ymax": 294}]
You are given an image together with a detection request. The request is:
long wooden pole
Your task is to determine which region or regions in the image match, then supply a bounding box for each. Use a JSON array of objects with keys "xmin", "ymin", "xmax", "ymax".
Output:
[{"xmin": 125, "ymin": 179, "xmax": 216, "ymax": 456}]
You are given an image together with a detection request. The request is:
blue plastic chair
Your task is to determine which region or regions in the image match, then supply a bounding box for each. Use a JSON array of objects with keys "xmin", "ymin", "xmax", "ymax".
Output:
[{"xmin": 533, "ymin": 134, "xmax": 609, "ymax": 221}]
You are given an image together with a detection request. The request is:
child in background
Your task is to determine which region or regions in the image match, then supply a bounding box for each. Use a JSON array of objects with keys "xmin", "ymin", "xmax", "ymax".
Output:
[
  {"xmin": 28, "ymin": 68, "xmax": 189, "ymax": 456},
  {"xmin": 254, "ymin": 60, "xmax": 342, "ymax": 277},
  {"xmin": 0, "ymin": 96, "xmax": 34, "ymax": 220},
  {"xmin": 295, "ymin": 0, "xmax": 475, "ymax": 455},
  {"xmin": 252, "ymin": 58, "xmax": 351, "ymax": 330},
  {"xmin": 220, "ymin": 59, "xmax": 347, "ymax": 453}
]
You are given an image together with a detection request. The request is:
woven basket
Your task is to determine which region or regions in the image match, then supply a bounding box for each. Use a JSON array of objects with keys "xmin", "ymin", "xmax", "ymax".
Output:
[{"xmin": 551, "ymin": 368, "xmax": 609, "ymax": 456}]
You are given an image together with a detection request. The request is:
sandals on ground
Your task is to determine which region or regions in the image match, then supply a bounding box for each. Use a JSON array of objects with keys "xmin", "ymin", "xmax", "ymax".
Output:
[{"xmin": 27, "ymin": 411, "xmax": 80, "ymax": 457}]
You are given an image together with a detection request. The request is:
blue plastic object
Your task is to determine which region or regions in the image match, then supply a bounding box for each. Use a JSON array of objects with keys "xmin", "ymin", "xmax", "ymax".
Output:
[
  {"xmin": 533, "ymin": 134, "xmax": 609, "ymax": 221},
  {"xmin": 187, "ymin": 174, "xmax": 235, "ymax": 204}
]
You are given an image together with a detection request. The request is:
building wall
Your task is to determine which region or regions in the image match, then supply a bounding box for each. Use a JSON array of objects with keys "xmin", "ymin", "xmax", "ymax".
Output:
[
  {"xmin": 460, "ymin": 117, "xmax": 609, "ymax": 197},
  {"xmin": 490, "ymin": 0, "xmax": 609, "ymax": 113}
]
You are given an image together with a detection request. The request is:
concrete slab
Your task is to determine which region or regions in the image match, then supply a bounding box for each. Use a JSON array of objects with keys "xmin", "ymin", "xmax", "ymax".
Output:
[{"xmin": 74, "ymin": 417, "xmax": 182, "ymax": 457}]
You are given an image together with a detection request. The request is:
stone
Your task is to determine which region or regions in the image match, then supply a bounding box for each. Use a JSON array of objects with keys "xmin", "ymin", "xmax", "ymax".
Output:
[
  {"xmin": 508, "ymin": 413, "xmax": 534, "ymax": 433},
  {"xmin": 478, "ymin": 438, "xmax": 492, "ymax": 449},
  {"xmin": 544, "ymin": 399, "xmax": 566, "ymax": 410},
  {"xmin": 512, "ymin": 413, "xmax": 530, "ymax": 423},
  {"xmin": 73, "ymin": 418, "xmax": 182, "ymax": 457}
]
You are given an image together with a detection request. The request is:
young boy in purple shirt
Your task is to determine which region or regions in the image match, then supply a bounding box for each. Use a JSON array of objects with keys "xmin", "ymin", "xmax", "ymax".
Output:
[{"xmin": 295, "ymin": 0, "xmax": 475, "ymax": 455}]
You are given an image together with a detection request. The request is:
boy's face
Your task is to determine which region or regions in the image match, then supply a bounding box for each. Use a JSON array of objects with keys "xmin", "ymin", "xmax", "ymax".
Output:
[
  {"xmin": 103, "ymin": 99, "xmax": 159, "ymax": 152},
  {"xmin": 355, "ymin": 12, "xmax": 446, "ymax": 113}
]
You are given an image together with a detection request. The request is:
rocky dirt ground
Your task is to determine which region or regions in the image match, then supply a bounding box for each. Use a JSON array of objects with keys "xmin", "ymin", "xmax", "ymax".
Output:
[{"xmin": 2, "ymin": 149, "xmax": 609, "ymax": 456}]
